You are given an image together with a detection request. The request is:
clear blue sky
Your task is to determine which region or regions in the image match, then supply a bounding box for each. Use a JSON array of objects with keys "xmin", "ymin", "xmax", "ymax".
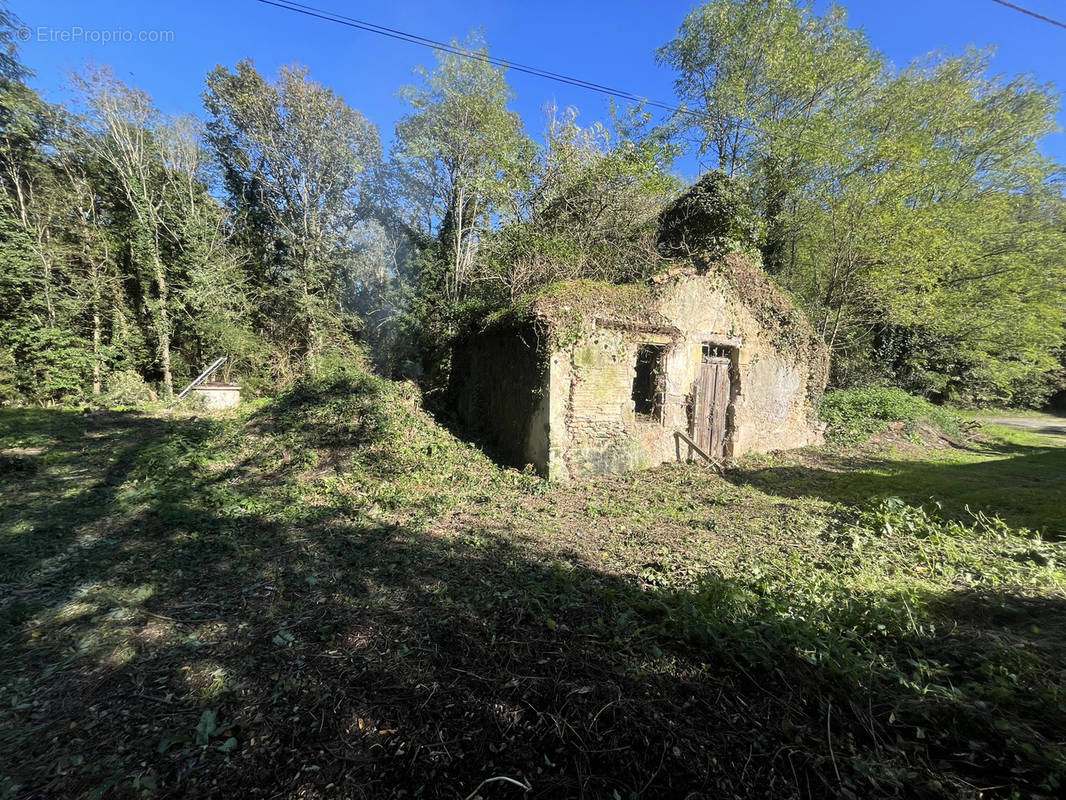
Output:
[{"xmin": 8, "ymin": 0, "xmax": 1066, "ymax": 179}]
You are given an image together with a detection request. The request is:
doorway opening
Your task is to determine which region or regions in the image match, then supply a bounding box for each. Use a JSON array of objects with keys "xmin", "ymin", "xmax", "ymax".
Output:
[{"xmin": 694, "ymin": 343, "xmax": 736, "ymax": 456}]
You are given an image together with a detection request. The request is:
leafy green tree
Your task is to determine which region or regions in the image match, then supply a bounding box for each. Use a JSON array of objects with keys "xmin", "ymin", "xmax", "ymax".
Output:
[
  {"xmin": 393, "ymin": 33, "xmax": 534, "ymax": 302},
  {"xmin": 657, "ymin": 0, "xmax": 881, "ymax": 274},
  {"xmin": 9, "ymin": 326, "xmax": 94, "ymax": 404},
  {"xmin": 482, "ymin": 103, "xmax": 679, "ymax": 301},
  {"xmin": 0, "ymin": 16, "xmax": 97, "ymax": 403},
  {"xmin": 53, "ymin": 132, "xmax": 124, "ymax": 395},
  {"xmin": 791, "ymin": 48, "xmax": 1065, "ymax": 402},
  {"xmin": 72, "ymin": 66, "xmax": 189, "ymax": 398},
  {"xmin": 204, "ymin": 60, "xmax": 380, "ymax": 375},
  {"xmin": 660, "ymin": 1, "xmax": 1066, "ymax": 404},
  {"xmin": 385, "ymin": 34, "xmax": 534, "ymax": 383},
  {"xmin": 0, "ymin": 80, "xmax": 69, "ymax": 329}
]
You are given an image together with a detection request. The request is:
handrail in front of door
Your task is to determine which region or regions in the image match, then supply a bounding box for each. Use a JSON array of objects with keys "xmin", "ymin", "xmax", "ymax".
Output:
[{"xmin": 674, "ymin": 430, "xmax": 723, "ymax": 473}]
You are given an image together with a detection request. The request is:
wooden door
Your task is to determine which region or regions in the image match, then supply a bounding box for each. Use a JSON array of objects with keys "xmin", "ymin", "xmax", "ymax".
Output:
[{"xmin": 695, "ymin": 356, "xmax": 731, "ymax": 456}]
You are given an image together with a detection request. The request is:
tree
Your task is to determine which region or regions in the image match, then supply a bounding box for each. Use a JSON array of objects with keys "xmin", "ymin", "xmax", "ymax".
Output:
[
  {"xmin": 393, "ymin": 33, "xmax": 533, "ymax": 303},
  {"xmin": 0, "ymin": 79, "xmax": 68, "ymax": 329},
  {"xmin": 72, "ymin": 66, "xmax": 187, "ymax": 398},
  {"xmin": 657, "ymin": 0, "xmax": 881, "ymax": 274},
  {"xmin": 54, "ymin": 132, "xmax": 118, "ymax": 396},
  {"xmin": 0, "ymin": 14, "xmax": 96, "ymax": 404},
  {"xmin": 659, "ymin": 1, "xmax": 1066, "ymax": 403},
  {"xmin": 482, "ymin": 103, "xmax": 679, "ymax": 301},
  {"xmin": 204, "ymin": 60, "xmax": 380, "ymax": 374}
]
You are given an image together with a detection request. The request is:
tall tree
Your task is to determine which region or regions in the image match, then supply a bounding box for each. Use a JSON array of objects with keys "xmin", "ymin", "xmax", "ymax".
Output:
[
  {"xmin": 793, "ymin": 48, "xmax": 1065, "ymax": 400},
  {"xmin": 657, "ymin": 0, "xmax": 881, "ymax": 274},
  {"xmin": 72, "ymin": 66, "xmax": 186, "ymax": 398},
  {"xmin": 482, "ymin": 103, "xmax": 679, "ymax": 300},
  {"xmin": 0, "ymin": 12, "xmax": 94, "ymax": 404},
  {"xmin": 203, "ymin": 60, "xmax": 380, "ymax": 374},
  {"xmin": 393, "ymin": 33, "xmax": 533, "ymax": 303}
]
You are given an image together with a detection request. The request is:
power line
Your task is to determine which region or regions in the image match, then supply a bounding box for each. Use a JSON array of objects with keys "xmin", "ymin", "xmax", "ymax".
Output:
[
  {"xmin": 248, "ymin": 0, "xmax": 854, "ymax": 157},
  {"xmin": 253, "ymin": 0, "xmax": 692, "ymax": 119},
  {"xmin": 989, "ymin": 0, "xmax": 1066, "ymax": 29}
]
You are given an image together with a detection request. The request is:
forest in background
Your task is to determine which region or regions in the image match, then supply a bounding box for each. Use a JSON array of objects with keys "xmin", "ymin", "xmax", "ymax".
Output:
[{"xmin": 1, "ymin": 0, "xmax": 1064, "ymax": 408}]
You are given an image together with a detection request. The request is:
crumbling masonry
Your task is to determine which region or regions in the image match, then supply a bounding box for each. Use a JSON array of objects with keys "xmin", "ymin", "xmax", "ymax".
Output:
[{"xmin": 452, "ymin": 253, "xmax": 829, "ymax": 481}]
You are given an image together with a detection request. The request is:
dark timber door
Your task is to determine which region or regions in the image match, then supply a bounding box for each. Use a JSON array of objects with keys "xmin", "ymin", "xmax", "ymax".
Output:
[{"xmin": 696, "ymin": 346, "xmax": 732, "ymax": 457}]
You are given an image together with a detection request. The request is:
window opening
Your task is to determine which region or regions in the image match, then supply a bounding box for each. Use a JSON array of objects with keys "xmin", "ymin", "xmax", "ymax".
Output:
[
  {"xmin": 632, "ymin": 344, "xmax": 666, "ymax": 418},
  {"xmin": 702, "ymin": 343, "xmax": 732, "ymax": 362}
]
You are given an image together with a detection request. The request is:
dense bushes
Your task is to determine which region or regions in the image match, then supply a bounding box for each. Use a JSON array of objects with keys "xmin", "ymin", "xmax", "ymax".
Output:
[
  {"xmin": 820, "ymin": 386, "xmax": 963, "ymax": 444},
  {"xmin": 101, "ymin": 370, "xmax": 155, "ymax": 407},
  {"xmin": 657, "ymin": 170, "xmax": 761, "ymax": 259}
]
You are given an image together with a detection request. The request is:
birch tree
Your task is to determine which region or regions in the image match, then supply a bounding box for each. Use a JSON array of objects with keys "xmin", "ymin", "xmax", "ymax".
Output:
[
  {"xmin": 393, "ymin": 34, "xmax": 533, "ymax": 302},
  {"xmin": 72, "ymin": 66, "xmax": 183, "ymax": 398}
]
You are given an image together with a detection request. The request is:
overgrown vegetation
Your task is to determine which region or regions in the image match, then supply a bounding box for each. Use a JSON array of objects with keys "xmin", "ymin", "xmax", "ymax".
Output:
[
  {"xmin": 2, "ymin": 1, "xmax": 1065, "ymax": 795},
  {"xmin": 821, "ymin": 386, "xmax": 964, "ymax": 444},
  {"xmin": 2, "ymin": 363, "xmax": 1064, "ymax": 797},
  {"xmin": 658, "ymin": 1, "xmax": 1066, "ymax": 406}
]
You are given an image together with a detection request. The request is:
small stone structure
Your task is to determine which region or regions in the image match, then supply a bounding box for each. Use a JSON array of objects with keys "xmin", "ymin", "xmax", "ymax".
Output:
[
  {"xmin": 190, "ymin": 382, "xmax": 241, "ymax": 410},
  {"xmin": 452, "ymin": 253, "xmax": 828, "ymax": 481}
]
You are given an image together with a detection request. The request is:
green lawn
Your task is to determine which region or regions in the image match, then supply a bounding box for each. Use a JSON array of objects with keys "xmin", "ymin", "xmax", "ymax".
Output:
[
  {"xmin": 734, "ymin": 423, "xmax": 1066, "ymax": 537},
  {"xmin": 1, "ymin": 375, "xmax": 1064, "ymax": 799}
]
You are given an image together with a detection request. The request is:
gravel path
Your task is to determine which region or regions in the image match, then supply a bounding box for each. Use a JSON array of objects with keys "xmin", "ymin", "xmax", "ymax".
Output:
[{"xmin": 979, "ymin": 414, "xmax": 1066, "ymax": 439}]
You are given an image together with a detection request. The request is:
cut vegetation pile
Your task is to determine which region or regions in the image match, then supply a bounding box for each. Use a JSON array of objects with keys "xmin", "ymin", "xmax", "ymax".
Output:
[{"xmin": 2, "ymin": 362, "xmax": 1065, "ymax": 799}]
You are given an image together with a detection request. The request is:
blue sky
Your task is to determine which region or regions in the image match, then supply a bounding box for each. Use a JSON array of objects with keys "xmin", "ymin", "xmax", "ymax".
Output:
[{"xmin": 9, "ymin": 0, "xmax": 1066, "ymax": 179}]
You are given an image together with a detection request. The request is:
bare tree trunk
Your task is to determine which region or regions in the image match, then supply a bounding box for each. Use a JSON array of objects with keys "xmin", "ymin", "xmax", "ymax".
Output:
[
  {"xmin": 92, "ymin": 310, "xmax": 102, "ymax": 395},
  {"xmin": 10, "ymin": 175, "xmax": 58, "ymax": 326},
  {"xmin": 40, "ymin": 249, "xmax": 56, "ymax": 326},
  {"xmin": 452, "ymin": 185, "xmax": 465, "ymax": 302},
  {"xmin": 151, "ymin": 253, "xmax": 174, "ymax": 399},
  {"xmin": 303, "ymin": 277, "xmax": 316, "ymax": 374}
]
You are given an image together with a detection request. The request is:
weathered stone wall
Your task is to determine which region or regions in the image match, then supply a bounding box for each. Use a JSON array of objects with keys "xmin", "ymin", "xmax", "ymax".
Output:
[
  {"xmin": 453, "ymin": 259, "xmax": 828, "ymax": 481},
  {"xmin": 191, "ymin": 386, "xmax": 240, "ymax": 410},
  {"xmin": 451, "ymin": 323, "xmax": 548, "ymax": 470},
  {"xmin": 657, "ymin": 272, "xmax": 823, "ymax": 456},
  {"xmin": 546, "ymin": 328, "xmax": 667, "ymax": 480},
  {"xmin": 545, "ymin": 269, "xmax": 826, "ymax": 480}
]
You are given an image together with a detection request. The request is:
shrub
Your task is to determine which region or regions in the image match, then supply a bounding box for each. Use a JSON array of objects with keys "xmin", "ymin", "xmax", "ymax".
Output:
[
  {"xmin": 820, "ymin": 386, "xmax": 962, "ymax": 444},
  {"xmin": 656, "ymin": 170, "xmax": 761, "ymax": 258},
  {"xmin": 102, "ymin": 369, "xmax": 155, "ymax": 407},
  {"xmin": 10, "ymin": 327, "xmax": 93, "ymax": 405}
]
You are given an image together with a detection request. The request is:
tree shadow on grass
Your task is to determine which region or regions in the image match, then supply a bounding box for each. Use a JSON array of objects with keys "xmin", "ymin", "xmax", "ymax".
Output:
[
  {"xmin": 724, "ymin": 443, "xmax": 1066, "ymax": 539},
  {"xmin": 1, "ymin": 410, "xmax": 1064, "ymax": 799},
  {"xmin": 0, "ymin": 409, "xmax": 222, "ymax": 592}
]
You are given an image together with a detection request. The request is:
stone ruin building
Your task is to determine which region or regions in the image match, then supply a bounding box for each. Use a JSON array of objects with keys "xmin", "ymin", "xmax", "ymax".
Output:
[{"xmin": 451, "ymin": 252, "xmax": 829, "ymax": 481}]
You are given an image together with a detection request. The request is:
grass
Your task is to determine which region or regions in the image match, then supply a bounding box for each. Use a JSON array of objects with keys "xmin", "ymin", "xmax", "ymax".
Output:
[{"xmin": 1, "ymin": 365, "xmax": 1065, "ymax": 799}]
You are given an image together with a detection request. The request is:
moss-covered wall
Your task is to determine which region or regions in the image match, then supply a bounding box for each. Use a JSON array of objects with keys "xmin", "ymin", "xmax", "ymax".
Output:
[
  {"xmin": 657, "ymin": 271, "xmax": 824, "ymax": 457},
  {"xmin": 545, "ymin": 265, "xmax": 827, "ymax": 480},
  {"xmin": 451, "ymin": 323, "xmax": 548, "ymax": 471},
  {"xmin": 455, "ymin": 256, "xmax": 829, "ymax": 481},
  {"xmin": 546, "ymin": 328, "xmax": 666, "ymax": 480}
]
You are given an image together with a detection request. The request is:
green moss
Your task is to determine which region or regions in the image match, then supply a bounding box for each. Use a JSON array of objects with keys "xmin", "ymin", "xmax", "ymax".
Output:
[
  {"xmin": 573, "ymin": 344, "xmax": 597, "ymax": 369},
  {"xmin": 502, "ymin": 280, "xmax": 660, "ymax": 350}
]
